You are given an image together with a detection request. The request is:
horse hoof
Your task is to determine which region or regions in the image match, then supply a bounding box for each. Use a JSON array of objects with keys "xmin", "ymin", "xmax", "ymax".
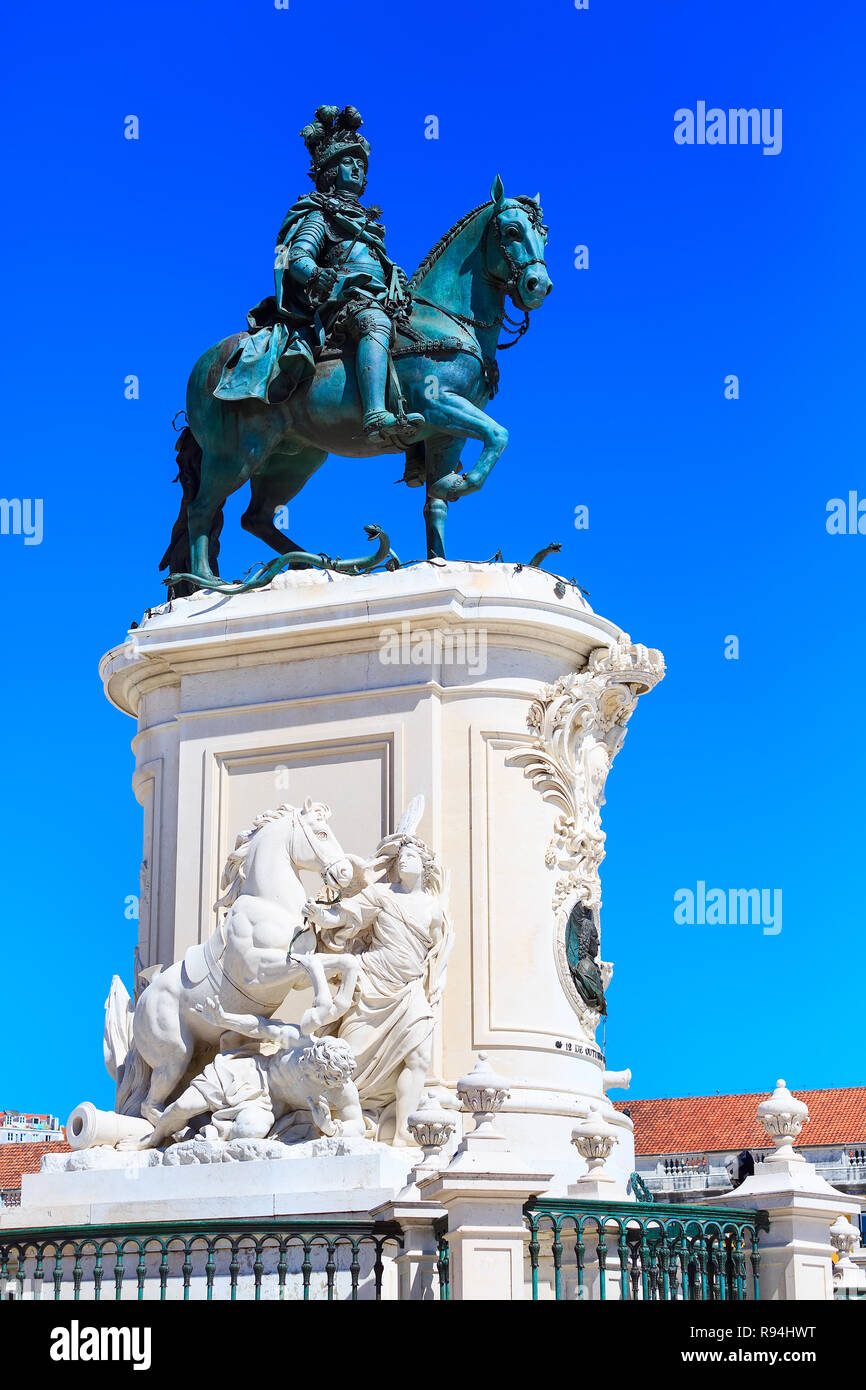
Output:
[{"xmin": 430, "ymin": 472, "xmax": 468, "ymax": 502}]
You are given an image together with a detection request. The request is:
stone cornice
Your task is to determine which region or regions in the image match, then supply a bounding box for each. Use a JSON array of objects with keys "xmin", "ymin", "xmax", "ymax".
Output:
[{"xmin": 101, "ymin": 562, "xmax": 622, "ymax": 718}]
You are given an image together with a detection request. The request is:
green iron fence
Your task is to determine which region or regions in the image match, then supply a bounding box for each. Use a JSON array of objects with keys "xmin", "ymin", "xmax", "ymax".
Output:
[
  {"xmin": 525, "ymin": 1198, "xmax": 769, "ymax": 1301},
  {"xmin": 1, "ymin": 1203, "xmax": 769, "ymax": 1302},
  {"xmin": 0, "ymin": 1217, "xmax": 402, "ymax": 1302},
  {"xmin": 434, "ymin": 1218, "xmax": 449, "ymax": 1301}
]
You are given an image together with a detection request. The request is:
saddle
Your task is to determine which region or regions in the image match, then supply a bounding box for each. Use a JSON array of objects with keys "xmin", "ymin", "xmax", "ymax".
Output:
[{"xmin": 314, "ymin": 319, "xmax": 464, "ymax": 365}]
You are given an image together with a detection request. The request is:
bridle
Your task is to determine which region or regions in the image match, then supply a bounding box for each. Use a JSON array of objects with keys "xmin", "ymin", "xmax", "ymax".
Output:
[
  {"xmin": 482, "ymin": 202, "xmax": 548, "ymax": 297},
  {"xmin": 291, "ymin": 807, "xmax": 348, "ymax": 884},
  {"xmin": 412, "ymin": 201, "xmax": 548, "ymax": 351}
]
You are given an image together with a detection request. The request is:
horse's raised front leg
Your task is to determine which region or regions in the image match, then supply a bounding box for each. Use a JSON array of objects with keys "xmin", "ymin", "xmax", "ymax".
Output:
[
  {"xmin": 294, "ymin": 953, "xmax": 337, "ymax": 1033},
  {"xmin": 327, "ymin": 954, "xmax": 360, "ymax": 1020},
  {"xmin": 294, "ymin": 952, "xmax": 359, "ymax": 1033},
  {"xmin": 423, "ymin": 392, "xmax": 509, "ymax": 505}
]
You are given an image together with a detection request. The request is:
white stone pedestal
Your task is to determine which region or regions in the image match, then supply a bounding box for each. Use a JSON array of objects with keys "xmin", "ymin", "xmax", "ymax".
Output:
[
  {"xmin": 2, "ymin": 1139, "xmax": 414, "ymax": 1229},
  {"xmin": 1, "ymin": 1141, "xmax": 415, "ymax": 1302},
  {"xmin": 372, "ymin": 1197, "xmax": 446, "ymax": 1302},
  {"xmin": 706, "ymin": 1155, "xmax": 863, "ymax": 1301},
  {"xmin": 100, "ymin": 562, "xmax": 662, "ymax": 1186},
  {"xmin": 419, "ymin": 1123, "xmax": 553, "ymax": 1301}
]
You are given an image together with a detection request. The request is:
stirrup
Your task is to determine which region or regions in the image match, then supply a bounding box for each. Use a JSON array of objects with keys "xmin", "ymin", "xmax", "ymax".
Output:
[
  {"xmin": 365, "ymin": 410, "xmax": 425, "ymax": 446},
  {"xmin": 363, "ymin": 410, "xmax": 399, "ymax": 442}
]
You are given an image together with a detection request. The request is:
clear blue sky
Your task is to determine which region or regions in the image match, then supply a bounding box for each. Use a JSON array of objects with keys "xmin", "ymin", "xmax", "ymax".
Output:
[{"xmin": 1, "ymin": 0, "xmax": 863, "ymax": 1118}]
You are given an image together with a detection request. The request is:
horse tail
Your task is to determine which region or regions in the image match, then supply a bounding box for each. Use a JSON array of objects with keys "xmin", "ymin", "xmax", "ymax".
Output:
[
  {"xmin": 103, "ymin": 974, "xmax": 134, "ymax": 1081},
  {"xmin": 115, "ymin": 1041, "xmax": 152, "ymax": 1118},
  {"xmin": 158, "ymin": 425, "xmax": 223, "ymax": 597},
  {"xmin": 104, "ymin": 974, "xmax": 153, "ymax": 1116}
]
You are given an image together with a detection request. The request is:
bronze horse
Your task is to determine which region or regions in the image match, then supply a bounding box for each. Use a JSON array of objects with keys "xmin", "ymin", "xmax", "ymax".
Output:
[{"xmin": 161, "ymin": 179, "xmax": 551, "ymax": 592}]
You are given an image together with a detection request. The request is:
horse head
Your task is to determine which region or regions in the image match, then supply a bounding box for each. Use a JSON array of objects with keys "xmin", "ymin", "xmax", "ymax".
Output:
[
  {"xmin": 485, "ymin": 175, "xmax": 552, "ymax": 312},
  {"xmin": 290, "ymin": 798, "xmax": 354, "ymax": 891},
  {"xmin": 215, "ymin": 800, "xmax": 354, "ymax": 911}
]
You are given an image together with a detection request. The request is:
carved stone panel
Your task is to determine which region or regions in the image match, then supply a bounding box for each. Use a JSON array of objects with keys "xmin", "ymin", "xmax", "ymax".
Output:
[{"xmin": 504, "ymin": 637, "xmax": 664, "ymax": 1037}]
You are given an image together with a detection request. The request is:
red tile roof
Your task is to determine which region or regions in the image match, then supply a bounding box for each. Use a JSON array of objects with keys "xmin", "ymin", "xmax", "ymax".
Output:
[
  {"xmin": 0, "ymin": 1141, "xmax": 71, "ymax": 1190},
  {"xmin": 613, "ymin": 1087, "xmax": 866, "ymax": 1156}
]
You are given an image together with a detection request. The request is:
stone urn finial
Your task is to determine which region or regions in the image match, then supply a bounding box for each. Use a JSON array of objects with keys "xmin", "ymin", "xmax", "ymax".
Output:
[
  {"xmin": 757, "ymin": 1079, "xmax": 809, "ymax": 1165},
  {"xmin": 830, "ymin": 1215, "xmax": 866, "ymax": 1290},
  {"xmin": 830, "ymin": 1215, "xmax": 861, "ymax": 1268},
  {"xmin": 456, "ymin": 1053, "xmax": 509, "ymax": 1138},
  {"xmin": 571, "ymin": 1103, "xmax": 620, "ymax": 1181},
  {"xmin": 407, "ymin": 1093, "xmax": 457, "ymax": 1169}
]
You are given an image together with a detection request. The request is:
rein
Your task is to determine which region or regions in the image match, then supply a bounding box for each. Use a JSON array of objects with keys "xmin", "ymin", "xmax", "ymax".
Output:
[
  {"xmin": 410, "ymin": 204, "xmax": 544, "ymax": 352},
  {"xmin": 478, "ymin": 208, "xmax": 544, "ymax": 346},
  {"xmin": 291, "ymin": 808, "xmax": 347, "ymax": 883},
  {"xmin": 411, "ymin": 294, "xmax": 530, "ymax": 351}
]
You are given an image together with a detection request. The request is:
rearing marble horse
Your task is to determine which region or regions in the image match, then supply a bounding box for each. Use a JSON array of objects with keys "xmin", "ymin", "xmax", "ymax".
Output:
[
  {"xmin": 161, "ymin": 178, "xmax": 551, "ymax": 589},
  {"xmin": 111, "ymin": 801, "xmax": 362, "ymax": 1124}
]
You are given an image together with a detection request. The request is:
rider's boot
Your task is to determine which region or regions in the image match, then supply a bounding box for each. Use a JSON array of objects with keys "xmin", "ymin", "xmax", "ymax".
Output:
[
  {"xmin": 356, "ymin": 326, "xmax": 424, "ymax": 444},
  {"xmin": 395, "ymin": 443, "xmax": 427, "ymax": 487}
]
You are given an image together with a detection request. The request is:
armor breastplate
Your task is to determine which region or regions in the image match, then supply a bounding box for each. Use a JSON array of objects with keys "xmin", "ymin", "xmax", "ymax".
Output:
[{"xmin": 324, "ymin": 239, "xmax": 385, "ymax": 276}]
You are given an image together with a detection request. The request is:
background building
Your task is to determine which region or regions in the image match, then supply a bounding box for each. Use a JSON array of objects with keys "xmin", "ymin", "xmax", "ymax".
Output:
[
  {"xmin": 617, "ymin": 1087, "xmax": 866, "ymax": 1201},
  {"xmin": 0, "ymin": 1140, "xmax": 70, "ymax": 1208},
  {"xmin": 0, "ymin": 1113, "xmax": 68, "ymax": 1207},
  {"xmin": 0, "ymin": 1111, "xmax": 64, "ymax": 1145}
]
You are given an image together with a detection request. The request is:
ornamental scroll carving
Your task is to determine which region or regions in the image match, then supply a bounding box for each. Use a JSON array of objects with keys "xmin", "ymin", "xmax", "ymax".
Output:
[{"xmin": 504, "ymin": 636, "xmax": 664, "ymax": 1037}]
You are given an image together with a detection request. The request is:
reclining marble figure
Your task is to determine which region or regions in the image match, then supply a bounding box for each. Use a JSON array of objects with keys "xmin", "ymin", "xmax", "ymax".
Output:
[{"xmin": 141, "ymin": 999, "xmax": 364, "ymax": 1148}]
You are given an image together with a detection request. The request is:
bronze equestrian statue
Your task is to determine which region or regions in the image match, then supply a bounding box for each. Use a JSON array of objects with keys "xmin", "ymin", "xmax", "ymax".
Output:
[{"xmin": 161, "ymin": 105, "xmax": 552, "ymax": 595}]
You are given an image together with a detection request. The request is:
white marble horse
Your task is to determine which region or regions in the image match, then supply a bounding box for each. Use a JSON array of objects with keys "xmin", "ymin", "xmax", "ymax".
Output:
[{"xmin": 108, "ymin": 800, "xmax": 363, "ymax": 1124}]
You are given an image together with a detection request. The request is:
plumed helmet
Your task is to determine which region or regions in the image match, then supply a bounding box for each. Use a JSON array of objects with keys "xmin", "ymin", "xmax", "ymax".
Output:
[{"xmin": 299, "ymin": 104, "xmax": 371, "ymax": 183}]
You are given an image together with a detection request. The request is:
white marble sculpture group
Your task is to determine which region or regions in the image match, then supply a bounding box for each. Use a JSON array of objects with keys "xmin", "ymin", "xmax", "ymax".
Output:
[{"xmin": 97, "ymin": 795, "xmax": 454, "ymax": 1155}]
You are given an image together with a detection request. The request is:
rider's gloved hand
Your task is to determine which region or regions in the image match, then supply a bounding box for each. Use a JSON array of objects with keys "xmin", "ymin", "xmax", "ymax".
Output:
[
  {"xmin": 388, "ymin": 265, "xmax": 411, "ymax": 306},
  {"xmin": 310, "ymin": 266, "xmax": 339, "ymax": 303}
]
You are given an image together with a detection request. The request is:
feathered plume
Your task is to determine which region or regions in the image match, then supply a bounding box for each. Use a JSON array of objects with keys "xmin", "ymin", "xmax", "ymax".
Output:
[
  {"xmin": 300, "ymin": 105, "xmax": 364, "ymax": 153},
  {"xmin": 336, "ymin": 106, "xmax": 363, "ymax": 131},
  {"xmin": 395, "ymin": 794, "xmax": 425, "ymax": 838}
]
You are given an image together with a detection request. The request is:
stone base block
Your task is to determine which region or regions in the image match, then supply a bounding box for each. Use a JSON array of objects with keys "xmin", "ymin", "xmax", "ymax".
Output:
[{"xmin": 3, "ymin": 1138, "xmax": 414, "ymax": 1229}]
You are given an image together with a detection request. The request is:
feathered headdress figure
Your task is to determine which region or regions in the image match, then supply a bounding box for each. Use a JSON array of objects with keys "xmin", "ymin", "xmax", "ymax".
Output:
[
  {"xmin": 299, "ymin": 104, "xmax": 371, "ymax": 184},
  {"xmin": 368, "ymin": 795, "xmax": 445, "ymax": 894}
]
